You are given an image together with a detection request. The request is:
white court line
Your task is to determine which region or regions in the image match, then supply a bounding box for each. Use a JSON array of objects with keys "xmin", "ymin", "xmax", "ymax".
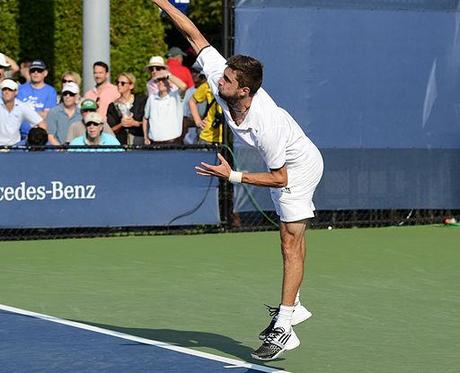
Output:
[{"xmin": 0, "ymin": 304, "xmax": 289, "ymax": 373}]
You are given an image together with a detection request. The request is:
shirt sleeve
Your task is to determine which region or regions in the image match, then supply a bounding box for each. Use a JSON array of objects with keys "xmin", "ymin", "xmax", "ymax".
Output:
[
  {"xmin": 144, "ymin": 97, "xmax": 151, "ymax": 119},
  {"xmin": 21, "ymin": 103, "xmax": 43, "ymax": 126},
  {"xmin": 196, "ymin": 47, "xmax": 227, "ymax": 99},
  {"xmin": 192, "ymin": 83, "xmax": 208, "ymax": 104},
  {"xmin": 46, "ymin": 109, "xmax": 58, "ymax": 135}
]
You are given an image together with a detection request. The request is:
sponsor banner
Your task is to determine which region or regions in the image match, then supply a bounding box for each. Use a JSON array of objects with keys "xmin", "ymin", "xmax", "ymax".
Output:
[{"xmin": 0, "ymin": 150, "xmax": 220, "ymax": 228}]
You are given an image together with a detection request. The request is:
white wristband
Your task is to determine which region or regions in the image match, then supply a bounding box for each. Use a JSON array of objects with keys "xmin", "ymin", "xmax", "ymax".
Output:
[{"xmin": 228, "ymin": 170, "xmax": 243, "ymax": 184}]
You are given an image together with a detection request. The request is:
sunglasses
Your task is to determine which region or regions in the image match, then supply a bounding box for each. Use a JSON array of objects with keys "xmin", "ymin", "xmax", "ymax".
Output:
[
  {"xmin": 1, "ymin": 87, "xmax": 15, "ymax": 92},
  {"xmin": 84, "ymin": 122, "xmax": 102, "ymax": 127},
  {"xmin": 62, "ymin": 91, "xmax": 77, "ymax": 97},
  {"xmin": 149, "ymin": 66, "xmax": 166, "ymax": 72},
  {"xmin": 30, "ymin": 69, "xmax": 44, "ymax": 74},
  {"xmin": 81, "ymin": 109, "xmax": 96, "ymax": 113},
  {"xmin": 62, "ymin": 79, "xmax": 74, "ymax": 84},
  {"xmin": 116, "ymin": 80, "xmax": 131, "ymax": 86}
]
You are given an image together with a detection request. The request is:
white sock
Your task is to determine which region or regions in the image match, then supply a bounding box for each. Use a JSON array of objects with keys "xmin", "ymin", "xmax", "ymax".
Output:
[
  {"xmin": 294, "ymin": 290, "xmax": 300, "ymax": 307},
  {"xmin": 274, "ymin": 304, "xmax": 294, "ymax": 331}
]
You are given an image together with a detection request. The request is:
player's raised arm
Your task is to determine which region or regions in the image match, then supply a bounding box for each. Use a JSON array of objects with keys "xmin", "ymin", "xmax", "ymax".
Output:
[{"xmin": 151, "ymin": 0, "xmax": 210, "ymax": 55}]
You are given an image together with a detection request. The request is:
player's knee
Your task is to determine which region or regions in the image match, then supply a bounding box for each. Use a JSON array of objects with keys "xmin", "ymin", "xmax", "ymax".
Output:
[{"xmin": 280, "ymin": 237, "xmax": 301, "ymax": 257}]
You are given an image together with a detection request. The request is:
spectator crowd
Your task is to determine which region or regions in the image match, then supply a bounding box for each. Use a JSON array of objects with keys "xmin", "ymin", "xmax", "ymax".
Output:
[{"xmin": 0, "ymin": 47, "xmax": 222, "ymax": 150}]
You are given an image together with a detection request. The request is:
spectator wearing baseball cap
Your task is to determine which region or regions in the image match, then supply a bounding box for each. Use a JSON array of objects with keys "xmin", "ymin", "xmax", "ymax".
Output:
[
  {"xmin": 47, "ymin": 82, "xmax": 82, "ymax": 145},
  {"xmin": 0, "ymin": 52, "xmax": 19, "ymax": 82},
  {"xmin": 17, "ymin": 59, "xmax": 57, "ymax": 139},
  {"xmin": 65, "ymin": 98, "xmax": 115, "ymax": 143},
  {"xmin": 166, "ymin": 46, "xmax": 194, "ymax": 89},
  {"xmin": 69, "ymin": 111, "xmax": 121, "ymax": 152},
  {"xmin": 145, "ymin": 55, "xmax": 187, "ymax": 97},
  {"xmin": 0, "ymin": 79, "xmax": 45, "ymax": 146}
]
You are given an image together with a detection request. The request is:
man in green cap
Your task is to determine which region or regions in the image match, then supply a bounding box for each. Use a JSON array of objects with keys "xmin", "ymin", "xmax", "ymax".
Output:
[{"xmin": 66, "ymin": 98, "xmax": 114, "ymax": 143}]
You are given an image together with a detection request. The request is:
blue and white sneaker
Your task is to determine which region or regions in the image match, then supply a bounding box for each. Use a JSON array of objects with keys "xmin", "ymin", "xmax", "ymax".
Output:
[
  {"xmin": 251, "ymin": 326, "xmax": 300, "ymax": 361},
  {"xmin": 259, "ymin": 304, "xmax": 312, "ymax": 340}
]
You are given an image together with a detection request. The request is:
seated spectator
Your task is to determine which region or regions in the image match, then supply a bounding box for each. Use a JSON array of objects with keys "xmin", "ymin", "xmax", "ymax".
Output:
[
  {"xmin": 107, "ymin": 72, "xmax": 147, "ymax": 145},
  {"xmin": 69, "ymin": 112, "xmax": 121, "ymax": 152},
  {"xmin": 0, "ymin": 79, "xmax": 45, "ymax": 146},
  {"xmin": 145, "ymin": 56, "xmax": 185, "ymax": 97},
  {"xmin": 59, "ymin": 71, "xmax": 82, "ymax": 103},
  {"xmin": 143, "ymin": 71, "xmax": 187, "ymax": 145},
  {"xmin": 17, "ymin": 59, "xmax": 57, "ymax": 139},
  {"xmin": 66, "ymin": 98, "xmax": 114, "ymax": 143},
  {"xmin": 61, "ymin": 71, "xmax": 82, "ymax": 87},
  {"xmin": 17, "ymin": 59, "xmax": 57, "ymax": 118},
  {"xmin": 189, "ymin": 79, "xmax": 224, "ymax": 144},
  {"xmin": 84, "ymin": 61, "xmax": 119, "ymax": 120},
  {"xmin": 17, "ymin": 127, "xmax": 50, "ymax": 151},
  {"xmin": 0, "ymin": 52, "xmax": 19, "ymax": 82},
  {"xmin": 166, "ymin": 47, "xmax": 194, "ymax": 89},
  {"xmin": 47, "ymin": 82, "xmax": 81, "ymax": 145}
]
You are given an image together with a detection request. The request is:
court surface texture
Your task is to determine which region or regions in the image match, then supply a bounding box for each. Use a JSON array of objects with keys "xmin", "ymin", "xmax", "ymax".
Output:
[{"xmin": 0, "ymin": 226, "xmax": 458, "ymax": 372}]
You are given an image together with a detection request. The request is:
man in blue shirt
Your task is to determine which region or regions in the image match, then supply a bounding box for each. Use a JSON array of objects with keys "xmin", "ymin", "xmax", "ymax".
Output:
[
  {"xmin": 47, "ymin": 82, "xmax": 81, "ymax": 145},
  {"xmin": 17, "ymin": 59, "xmax": 57, "ymax": 137},
  {"xmin": 69, "ymin": 112, "xmax": 121, "ymax": 152}
]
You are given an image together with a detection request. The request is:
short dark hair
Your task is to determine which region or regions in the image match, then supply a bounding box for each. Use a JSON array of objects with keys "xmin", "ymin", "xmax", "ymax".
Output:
[
  {"xmin": 93, "ymin": 61, "xmax": 109, "ymax": 72},
  {"xmin": 226, "ymin": 55, "xmax": 263, "ymax": 96},
  {"xmin": 26, "ymin": 127, "xmax": 48, "ymax": 149}
]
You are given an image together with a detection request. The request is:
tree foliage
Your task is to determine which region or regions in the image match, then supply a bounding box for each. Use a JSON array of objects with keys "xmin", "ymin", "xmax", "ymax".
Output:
[{"xmin": 0, "ymin": 0, "xmax": 166, "ymax": 91}]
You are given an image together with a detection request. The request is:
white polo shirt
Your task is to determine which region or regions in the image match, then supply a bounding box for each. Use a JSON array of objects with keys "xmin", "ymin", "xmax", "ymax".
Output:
[
  {"xmin": 0, "ymin": 98, "xmax": 42, "ymax": 145},
  {"xmin": 196, "ymin": 47, "xmax": 322, "ymax": 180},
  {"xmin": 144, "ymin": 91, "xmax": 183, "ymax": 142}
]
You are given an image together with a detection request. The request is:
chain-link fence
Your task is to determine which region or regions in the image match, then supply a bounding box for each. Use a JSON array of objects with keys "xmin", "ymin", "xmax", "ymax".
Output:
[{"xmin": 0, "ymin": 144, "xmax": 457, "ymax": 241}]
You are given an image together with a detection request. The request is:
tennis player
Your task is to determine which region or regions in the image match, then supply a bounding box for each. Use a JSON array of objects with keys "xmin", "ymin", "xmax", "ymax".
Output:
[{"xmin": 151, "ymin": 0, "xmax": 324, "ymax": 361}]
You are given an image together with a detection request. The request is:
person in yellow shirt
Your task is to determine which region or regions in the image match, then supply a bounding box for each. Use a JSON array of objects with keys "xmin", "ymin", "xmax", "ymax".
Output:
[{"xmin": 189, "ymin": 80, "xmax": 223, "ymax": 144}]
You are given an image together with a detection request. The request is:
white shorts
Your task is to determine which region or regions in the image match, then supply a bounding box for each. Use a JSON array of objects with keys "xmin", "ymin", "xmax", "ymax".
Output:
[{"xmin": 270, "ymin": 154, "xmax": 324, "ymax": 223}]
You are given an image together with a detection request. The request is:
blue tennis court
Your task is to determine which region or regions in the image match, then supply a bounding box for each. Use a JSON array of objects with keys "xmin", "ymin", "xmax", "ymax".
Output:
[{"xmin": 0, "ymin": 305, "xmax": 284, "ymax": 373}]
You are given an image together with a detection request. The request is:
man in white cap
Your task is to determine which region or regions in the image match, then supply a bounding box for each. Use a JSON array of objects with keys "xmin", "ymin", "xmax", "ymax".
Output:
[
  {"xmin": 47, "ymin": 82, "xmax": 82, "ymax": 145},
  {"xmin": 0, "ymin": 79, "xmax": 45, "ymax": 146},
  {"xmin": 69, "ymin": 112, "xmax": 120, "ymax": 152},
  {"xmin": 0, "ymin": 53, "xmax": 19, "ymax": 82},
  {"xmin": 145, "ymin": 55, "xmax": 186, "ymax": 97}
]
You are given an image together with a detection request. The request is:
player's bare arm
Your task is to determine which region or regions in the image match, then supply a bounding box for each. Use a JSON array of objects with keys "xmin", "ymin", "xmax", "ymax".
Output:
[
  {"xmin": 151, "ymin": 0, "xmax": 210, "ymax": 54},
  {"xmin": 196, "ymin": 153, "xmax": 288, "ymax": 188}
]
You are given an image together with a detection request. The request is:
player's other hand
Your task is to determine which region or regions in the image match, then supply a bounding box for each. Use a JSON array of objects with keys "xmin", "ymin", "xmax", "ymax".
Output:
[{"xmin": 195, "ymin": 153, "xmax": 232, "ymax": 179}]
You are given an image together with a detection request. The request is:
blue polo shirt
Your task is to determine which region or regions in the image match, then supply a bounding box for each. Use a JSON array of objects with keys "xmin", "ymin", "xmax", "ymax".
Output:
[{"xmin": 47, "ymin": 104, "xmax": 82, "ymax": 144}]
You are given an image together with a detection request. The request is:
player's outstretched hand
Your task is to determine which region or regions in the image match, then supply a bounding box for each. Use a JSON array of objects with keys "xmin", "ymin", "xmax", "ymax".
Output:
[{"xmin": 195, "ymin": 153, "xmax": 232, "ymax": 180}]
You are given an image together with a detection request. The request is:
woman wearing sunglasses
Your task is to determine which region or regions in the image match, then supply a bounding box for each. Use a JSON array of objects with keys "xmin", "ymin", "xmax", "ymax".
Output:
[{"xmin": 106, "ymin": 72, "xmax": 147, "ymax": 146}]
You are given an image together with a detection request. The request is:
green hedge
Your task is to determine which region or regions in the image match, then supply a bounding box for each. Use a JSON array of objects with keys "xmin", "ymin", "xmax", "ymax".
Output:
[{"xmin": 0, "ymin": 0, "xmax": 166, "ymax": 92}]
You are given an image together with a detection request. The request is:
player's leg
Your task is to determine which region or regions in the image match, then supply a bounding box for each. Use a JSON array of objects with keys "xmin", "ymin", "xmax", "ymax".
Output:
[
  {"xmin": 251, "ymin": 220, "xmax": 306, "ymax": 360},
  {"xmin": 279, "ymin": 219, "xmax": 307, "ymax": 306}
]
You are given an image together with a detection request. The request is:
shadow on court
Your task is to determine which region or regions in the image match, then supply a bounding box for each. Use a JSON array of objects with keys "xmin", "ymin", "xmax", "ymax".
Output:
[{"xmin": 75, "ymin": 321, "xmax": 286, "ymax": 370}]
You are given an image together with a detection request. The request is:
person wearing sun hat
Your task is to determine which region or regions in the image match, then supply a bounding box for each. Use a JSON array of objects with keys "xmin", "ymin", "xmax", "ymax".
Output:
[
  {"xmin": 47, "ymin": 82, "xmax": 82, "ymax": 145},
  {"xmin": 145, "ymin": 55, "xmax": 186, "ymax": 97}
]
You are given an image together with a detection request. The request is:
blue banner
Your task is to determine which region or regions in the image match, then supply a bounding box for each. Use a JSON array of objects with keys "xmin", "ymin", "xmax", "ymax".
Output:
[
  {"xmin": 0, "ymin": 150, "xmax": 220, "ymax": 228},
  {"xmin": 169, "ymin": 0, "xmax": 190, "ymax": 13}
]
